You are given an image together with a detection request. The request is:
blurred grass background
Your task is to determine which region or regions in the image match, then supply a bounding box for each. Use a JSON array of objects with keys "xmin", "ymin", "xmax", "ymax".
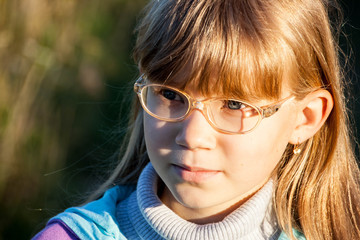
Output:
[
  {"xmin": 0, "ymin": 0, "xmax": 359, "ymax": 239},
  {"xmin": 0, "ymin": 0, "xmax": 147, "ymax": 238}
]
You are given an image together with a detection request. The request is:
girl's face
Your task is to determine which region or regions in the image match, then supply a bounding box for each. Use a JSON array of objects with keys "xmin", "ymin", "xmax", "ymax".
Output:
[{"xmin": 143, "ymin": 81, "xmax": 298, "ymax": 223}]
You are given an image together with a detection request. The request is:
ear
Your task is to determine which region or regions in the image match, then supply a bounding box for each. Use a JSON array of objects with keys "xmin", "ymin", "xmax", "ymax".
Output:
[{"xmin": 289, "ymin": 90, "xmax": 334, "ymax": 144}]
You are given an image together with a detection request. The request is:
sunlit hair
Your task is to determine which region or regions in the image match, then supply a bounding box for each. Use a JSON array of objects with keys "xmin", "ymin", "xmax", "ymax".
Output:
[{"xmin": 91, "ymin": 0, "xmax": 360, "ymax": 239}]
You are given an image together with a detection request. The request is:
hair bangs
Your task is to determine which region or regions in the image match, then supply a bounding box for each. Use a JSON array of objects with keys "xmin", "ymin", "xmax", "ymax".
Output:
[{"xmin": 134, "ymin": 0, "xmax": 296, "ymax": 101}]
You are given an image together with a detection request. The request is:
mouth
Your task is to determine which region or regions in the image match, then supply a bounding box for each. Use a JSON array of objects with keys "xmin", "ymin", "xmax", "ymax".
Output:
[{"xmin": 172, "ymin": 164, "xmax": 221, "ymax": 183}]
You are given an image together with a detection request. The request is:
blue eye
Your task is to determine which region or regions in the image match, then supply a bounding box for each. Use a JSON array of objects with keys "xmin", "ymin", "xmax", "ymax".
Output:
[{"xmin": 226, "ymin": 100, "xmax": 245, "ymax": 110}]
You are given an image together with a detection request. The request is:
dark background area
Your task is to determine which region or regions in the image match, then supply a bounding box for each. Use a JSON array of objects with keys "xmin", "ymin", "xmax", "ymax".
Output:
[
  {"xmin": 0, "ymin": 0, "xmax": 359, "ymax": 239},
  {"xmin": 342, "ymin": 0, "xmax": 360, "ymax": 140}
]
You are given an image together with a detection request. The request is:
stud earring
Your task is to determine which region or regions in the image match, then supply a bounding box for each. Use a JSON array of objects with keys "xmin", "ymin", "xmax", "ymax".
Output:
[{"xmin": 293, "ymin": 142, "xmax": 301, "ymax": 155}]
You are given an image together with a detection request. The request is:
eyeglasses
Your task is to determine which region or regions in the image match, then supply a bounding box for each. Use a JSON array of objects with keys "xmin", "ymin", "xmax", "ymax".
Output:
[{"xmin": 134, "ymin": 75, "xmax": 294, "ymax": 134}]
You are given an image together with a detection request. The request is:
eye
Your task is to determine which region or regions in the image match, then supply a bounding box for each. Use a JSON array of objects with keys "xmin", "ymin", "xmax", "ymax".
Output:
[
  {"xmin": 225, "ymin": 100, "xmax": 246, "ymax": 110},
  {"xmin": 161, "ymin": 89, "xmax": 184, "ymax": 102}
]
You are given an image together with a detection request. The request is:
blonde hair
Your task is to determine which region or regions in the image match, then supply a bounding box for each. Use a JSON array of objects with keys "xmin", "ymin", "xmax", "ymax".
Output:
[{"xmin": 92, "ymin": 0, "xmax": 360, "ymax": 239}]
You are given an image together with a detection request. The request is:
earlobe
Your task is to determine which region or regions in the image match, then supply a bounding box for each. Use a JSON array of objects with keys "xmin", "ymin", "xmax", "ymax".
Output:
[{"xmin": 289, "ymin": 90, "xmax": 334, "ymax": 144}]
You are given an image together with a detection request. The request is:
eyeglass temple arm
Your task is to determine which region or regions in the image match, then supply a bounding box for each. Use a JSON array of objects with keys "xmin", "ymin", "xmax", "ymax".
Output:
[
  {"xmin": 241, "ymin": 106, "xmax": 279, "ymax": 118},
  {"xmin": 261, "ymin": 96, "xmax": 295, "ymax": 118},
  {"xmin": 244, "ymin": 96, "xmax": 294, "ymax": 118},
  {"xmin": 262, "ymin": 104, "xmax": 281, "ymax": 118}
]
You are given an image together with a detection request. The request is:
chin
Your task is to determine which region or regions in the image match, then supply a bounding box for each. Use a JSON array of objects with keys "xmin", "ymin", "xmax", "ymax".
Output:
[{"xmin": 172, "ymin": 185, "xmax": 221, "ymax": 209}]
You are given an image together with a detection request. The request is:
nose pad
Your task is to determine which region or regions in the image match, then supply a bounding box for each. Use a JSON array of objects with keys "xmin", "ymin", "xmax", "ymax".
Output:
[
  {"xmin": 192, "ymin": 101, "xmax": 204, "ymax": 111},
  {"xmin": 189, "ymin": 100, "xmax": 207, "ymax": 119}
]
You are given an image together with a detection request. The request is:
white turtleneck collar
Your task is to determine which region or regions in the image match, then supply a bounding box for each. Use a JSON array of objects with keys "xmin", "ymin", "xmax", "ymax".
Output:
[{"xmin": 117, "ymin": 163, "xmax": 280, "ymax": 240}]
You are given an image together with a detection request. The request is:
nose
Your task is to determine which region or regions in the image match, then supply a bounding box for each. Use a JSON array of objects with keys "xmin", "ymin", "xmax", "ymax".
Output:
[{"xmin": 175, "ymin": 109, "xmax": 217, "ymax": 150}]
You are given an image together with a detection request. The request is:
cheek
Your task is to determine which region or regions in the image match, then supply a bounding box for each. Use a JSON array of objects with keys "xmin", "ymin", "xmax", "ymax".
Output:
[
  {"xmin": 143, "ymin": 113, "xmax": 176, "ymax": 155},
  {"xmin": 220, "ymin": 137, "xmax": 277, "ymax": 179},
  {"xmin": 220, "ymin": 121, "xmax": 291, "ymax": 180}
]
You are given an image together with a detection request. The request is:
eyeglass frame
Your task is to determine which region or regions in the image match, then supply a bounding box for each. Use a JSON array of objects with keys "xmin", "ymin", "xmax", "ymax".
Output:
[{"xmin": 134, "ymin": 74, "xmax": 295, "ymax": 134}]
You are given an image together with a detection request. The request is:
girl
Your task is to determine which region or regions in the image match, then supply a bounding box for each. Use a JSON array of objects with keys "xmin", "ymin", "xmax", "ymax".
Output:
[{"xmin": 33, "ymin": 0, "xmax": 360, "ymax": 239}]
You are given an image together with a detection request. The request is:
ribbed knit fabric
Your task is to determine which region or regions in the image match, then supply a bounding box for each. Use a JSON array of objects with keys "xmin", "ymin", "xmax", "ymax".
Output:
[{"xmin": 117, "ymin": 163, "xmax": 280, "ymax": 240}]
